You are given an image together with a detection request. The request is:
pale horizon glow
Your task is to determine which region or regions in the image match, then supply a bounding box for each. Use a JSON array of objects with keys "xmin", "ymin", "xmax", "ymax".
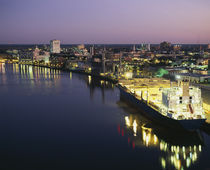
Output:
[{"xmin": 1, "ymin": 0, "xmax": 210, "ymax": 44}]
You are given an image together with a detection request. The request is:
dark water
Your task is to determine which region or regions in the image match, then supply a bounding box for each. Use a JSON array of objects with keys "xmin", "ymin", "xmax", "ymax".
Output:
[{"xmin": 0, "ymin": 64, "xmax": 210, "ymax": 170}]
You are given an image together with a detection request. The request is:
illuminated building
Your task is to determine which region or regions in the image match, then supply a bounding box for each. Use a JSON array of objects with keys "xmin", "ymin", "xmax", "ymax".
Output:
[
  {"xmin": 77, "ymin": 44, "xmax": 85, "ymax": 50},
  {"xmin": 173, "ymin": 44, "xmax": 181, "ymax": 51},
  {"xmin": 174, "ymin": 73, "xmax": 210, "ymax": 83},
  {"xmin": 147, "ymin": 43, "xmax": 151, "ymax": 51},
  {"xmin": 50, "ymin": 40, "xmax": 61, "ymax": 54},
  {"xmin": 33, "ymin": 46, "xmax": 50, "ymax": 63},
  {"xmin": 133, "ymin": 44, "xmax": 136, "ymax": 52},
  {"xmin": 90, "ymin": 45, "xmax": 94, "ymax": 56},
  {"xmin": 18, "ymin": 51, "xmax": 33, "ymax": 63},
  {"xmin": 140, "ymin": 43, "xmax": 151, "ymax": 51}
]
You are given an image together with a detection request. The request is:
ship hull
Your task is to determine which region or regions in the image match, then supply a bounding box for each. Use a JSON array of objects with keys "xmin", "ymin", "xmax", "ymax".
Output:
[{"xmin": 118, "ymin": 85, "xmax": 206, "ymax": 131}]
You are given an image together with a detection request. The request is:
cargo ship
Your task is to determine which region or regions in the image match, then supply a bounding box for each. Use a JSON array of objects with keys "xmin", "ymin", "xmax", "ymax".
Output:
[{"xmin": 118, "ymin": 78, "xmax": 206, "ymax": 131}]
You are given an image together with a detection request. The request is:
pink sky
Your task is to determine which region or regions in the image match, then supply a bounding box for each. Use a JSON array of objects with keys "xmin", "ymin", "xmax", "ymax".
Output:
[{"xmin": 0, "ymin": 0, "xmax": 210, "ymax": 44}]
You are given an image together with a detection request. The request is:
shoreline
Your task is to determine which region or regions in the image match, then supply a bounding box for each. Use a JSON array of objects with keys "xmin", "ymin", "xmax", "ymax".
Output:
[
  {"xmin": 2, "ymin": 62, "xmax": 210, "ymax": 126},
  {"xmin": 18, "ymin": 63, "xmax": 119, "ymax": 84}
]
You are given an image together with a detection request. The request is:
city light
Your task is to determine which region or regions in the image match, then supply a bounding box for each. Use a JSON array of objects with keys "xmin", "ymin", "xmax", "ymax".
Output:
[{"xmin": 0, "ymin": 5, "xmax": 210, "ymax": 169}]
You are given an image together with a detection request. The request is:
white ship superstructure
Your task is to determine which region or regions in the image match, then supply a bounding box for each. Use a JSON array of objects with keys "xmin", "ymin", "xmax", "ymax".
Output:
[{"xmin": 161, "ymin": 81, "xmax": 205, "ymax": 120}]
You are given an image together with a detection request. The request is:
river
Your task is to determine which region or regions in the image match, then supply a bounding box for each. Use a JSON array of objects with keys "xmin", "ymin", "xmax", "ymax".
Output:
[{"xmin": 0, "ymin": 63, "xmax": 210, "ymax": 170}]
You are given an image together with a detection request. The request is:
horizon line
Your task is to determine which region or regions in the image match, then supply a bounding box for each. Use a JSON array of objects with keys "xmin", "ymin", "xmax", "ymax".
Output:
[{"xmin": 0, "ymin": 43, "xmax": 209, "ymax": 45}]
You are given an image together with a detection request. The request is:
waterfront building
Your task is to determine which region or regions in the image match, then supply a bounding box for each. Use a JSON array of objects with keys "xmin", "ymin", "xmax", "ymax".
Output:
[
  {"xmin": 18, "ymin": 51, "xmax": 33, "ymax": 63},
  {"xmin": 91, "ymin": 53, "xmax": 114, "ymax": 75},
  {"xmin": 166, "ymin": 68, "xmax": 189, "ymax": 75},
  {"xmin": 33, "ymin": 47, "xmax": 50, "ymax": 63},
  {"xmin": 50, "ymin": 40, "xmax": 61, "ymax": 54}
]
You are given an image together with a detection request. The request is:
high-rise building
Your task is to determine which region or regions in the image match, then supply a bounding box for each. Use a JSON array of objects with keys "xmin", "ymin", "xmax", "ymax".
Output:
[
  {"xmin": 133, "ymin": 44, "xmax": 136, "ymax": 52},
  {"xmin": 90, "ymin": 46, "xmax": 94, "ymax": 56},
  {"xmin": 50, "ymin": 40, "xmax": 60, "ymax": 54},
  {"xmin": 208, "ymin": 44, "xmax": 210, "ymax": 49},
  {"xmin": 140, "ymin": 43, "xmax": 150, "ymax": 51},
  {"xmin": 147, "ymin": 44, "xmax": 151, "ymax": 51}
]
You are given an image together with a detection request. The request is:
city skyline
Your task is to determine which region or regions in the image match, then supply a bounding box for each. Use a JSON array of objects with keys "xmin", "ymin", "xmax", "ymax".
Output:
[{"xmin": 1, "ymin": 0, "xmax": 210, "ymax": 44}]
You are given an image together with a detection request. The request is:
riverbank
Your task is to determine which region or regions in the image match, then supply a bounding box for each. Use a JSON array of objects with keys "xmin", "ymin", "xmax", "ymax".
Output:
[
  {"xmin": 63, "ymin": 68, "xmax": 119, "ymax": 84},
  {"xmin": 19, "ymin": 63, "xmax": 119, "ymax": 84},
  {"xmin": 4, "ymin": 62, "xmax": 210, "ymax": 125}
]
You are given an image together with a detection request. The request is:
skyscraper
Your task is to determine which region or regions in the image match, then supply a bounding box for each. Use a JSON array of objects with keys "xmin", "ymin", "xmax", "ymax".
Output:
[
  {"xmin": 147, "ymin": 43, "xmax": 151, "ymax": 51},
  {"xmin": 90, "ymin": 45, "xmax": 94, "ymax": 56},
  {"xmin": 50, "ymin": 40, "xmax": 61, "ymax": 54},
  {"xmin": 133, "ymin": 44, "xmax": 136, "ymax": 52}
]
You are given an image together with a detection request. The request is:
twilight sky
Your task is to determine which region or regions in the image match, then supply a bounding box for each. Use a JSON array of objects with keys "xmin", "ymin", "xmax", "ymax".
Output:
[{"xmin": 0, "ymin": 0, "xmax": 210, "ymax": 44}]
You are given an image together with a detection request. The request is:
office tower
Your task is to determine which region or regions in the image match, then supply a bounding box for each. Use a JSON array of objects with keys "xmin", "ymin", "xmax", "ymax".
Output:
[
  {"xmin": 50, "ymin": 40, "xmax": 61, "ymax": 54},
  {"xmin": 90, "ymin": 45, "xmax": 94, "ymax": 56},
  {"xmin": 133, "ymin": 44, "xmax": 136, "ymax": 52},
  {"xmin": 147, "ymin": 43, "xmax": 151, "ymax": 51}
]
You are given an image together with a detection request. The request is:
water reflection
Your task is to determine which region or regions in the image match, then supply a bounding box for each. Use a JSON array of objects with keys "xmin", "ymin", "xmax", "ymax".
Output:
[
  {"xmin": 0, "ymin": 63, "xmax": 115, "ymax": 98},
  {"xmin": 75, "ymin": 73, "xmax": 115, "ymax": 103},
  {"xmin": 1, "ymin": 63, "xmax": 209, "ymax": 170},
  {"xmin": 0, "ymin": 63, "xmax": 63, "ymax": 96},
  {"xmin": 0, "ymin": 63, "xmax": 61, "ymax": 79},
  {"xmin": 117, "ymin": 99, "xmax": 204, "ymax": 170}
]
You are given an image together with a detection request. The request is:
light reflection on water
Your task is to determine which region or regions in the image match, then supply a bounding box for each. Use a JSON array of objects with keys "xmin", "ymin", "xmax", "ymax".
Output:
[
  {"xmin": 0, "ymin": 63, "xmax": 62, "ymax": 94},
  {"xmin": 119, "ymin": 112, "xmax": 203, "ymax": 170},
  {"xmin": 0, "ymin": 63, "xmax": 210, "ymax": 170},
  {"xmin": 0, "ymin": 63, "xmax": 61, "ymax": 79}
]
